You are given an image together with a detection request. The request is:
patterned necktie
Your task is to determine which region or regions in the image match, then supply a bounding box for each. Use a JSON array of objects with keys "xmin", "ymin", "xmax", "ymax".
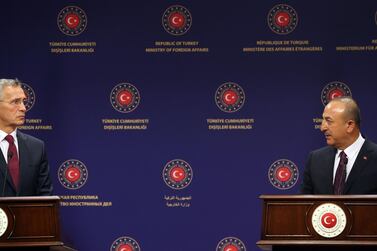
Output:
[
  {"xmin": 5, "ymin": 135, "xmax": 19, "ymax": 190},
  {"xmin": 334, "ymin": 151, "xmax": 348, "ymax": 195}
]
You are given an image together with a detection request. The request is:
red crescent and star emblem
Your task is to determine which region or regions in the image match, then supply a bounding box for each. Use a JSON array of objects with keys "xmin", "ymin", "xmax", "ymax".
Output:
[
  {"xmin": 20, "ymin": 83, "xmax": 36, "ymax": 112},
  {"xmin": 162, "ymin": 5, "xmax": 192, "ymax": 35},
  {"xmin": 110, "ymin": 236, "xmax": 140, "ymax": 251},
  {"xmin": 311, "ymin": 203, "xmax": 347, "ymax": 238},
  {"xmin": 268, "ymin": 159, "xmax": 299, "ymax": 190},
  {"xmin": 57, "ymin": 6, "xmax": 87, "ymax": 36},
  {"xmin": 58, "ymin": 159, "xmax": 88, "ymax": 189},
  {"xmin": 169, "ymin": 12, "xmax": 186, "ymax": 28},
  {"xmin": 216, "ymin": 237, "xmax": 246, "ymax": 251},
  {"xmin": 321, "ymin": 81, "xmax": 352, "ymax": 106},
  {"xmin": 117, "ymin": 244, "xmax": 133, "ymax": 251},
  {"xmin": 328, "ymin": 88, "xmax": 344, "ymax": 100},
  {"xmin": 275, "ymin": 166, "xmax": 292, "ymax": 182},
  {"xmin": 215, "ymin": 82, "xmax": 245, "ymax": 113},
  {"xmin": 268, "ymin": 4, "xmax": 298, "ymax": 35},
  {"xmin": 321, "ymin": 212, "xmax": 337, "ymax": 228},
  {"xmin": 170, "ymin": 166, "xmax": 186, "ymax": 182},
  {"xmin": 163, "ymin": 159, "xmax": 193, "ymax": 189},
  {"xmin": 275, "ymin": 11, "xmax": 290, "ymax": 27},
  {"xmin": 64, "ymin": 166, "xmax": 81, "ymax": 183},
  {"xmin": 117, "ymin": 90, "xmax": 133, "ymax": 106},
  {"xmin": 222, "ymin": 90, "xmax": 239, "ymax": 105},
  {"xmin": 110, "ymin": 83, "xmax": 140, "ymax": 113},
  {"xmin": 64, "ymin": 13, "xmax": 80, "ymax": 29},
  {"xmin": 224, "ymin": 244, "xmax": 238, "ymax": 251}
]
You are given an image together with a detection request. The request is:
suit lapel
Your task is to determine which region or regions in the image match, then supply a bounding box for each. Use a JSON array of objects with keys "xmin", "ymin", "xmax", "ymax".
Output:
[
  {"xmin": 0, "ymin": 140, "xmax": 17, "ymax": 194},
  {"xmin": 343, "ymin": 140, "xmax": 372, "ymax": 194},
  {"xmin": 324, "ymin": 147, "xmax": 337, "ymax": 193},
  {"xmin": 0, "ymin": 134, "xmax": 16, "ymax": 194},
  {"xmin": 17, "ymin": 131, "xmax": 29, "ymax": 196}
]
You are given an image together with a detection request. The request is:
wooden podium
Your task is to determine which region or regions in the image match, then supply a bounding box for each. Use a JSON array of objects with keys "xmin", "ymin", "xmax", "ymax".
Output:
[
  {"xmin": 257, "ymin": 195, "xmax": 377, "ymax": 251},
  {"xmin": 0, "ymin": 196, "xmax": 63, "ymax": 250}
]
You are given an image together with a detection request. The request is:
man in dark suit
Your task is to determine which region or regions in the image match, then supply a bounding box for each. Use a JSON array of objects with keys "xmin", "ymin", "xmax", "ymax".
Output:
[
  {"xmin": 0, "ymin": 78, "xmax": 52, "ymax": 196},
  {"xmin": 301, "ymin": 96, "xmax": 377, "ymax": 194}
]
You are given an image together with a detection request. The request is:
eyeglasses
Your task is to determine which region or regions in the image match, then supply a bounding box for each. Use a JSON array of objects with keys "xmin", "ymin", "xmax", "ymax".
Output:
[{"xmin": 0, "ymin": 98, "xmax": 27, "ymax": 106}]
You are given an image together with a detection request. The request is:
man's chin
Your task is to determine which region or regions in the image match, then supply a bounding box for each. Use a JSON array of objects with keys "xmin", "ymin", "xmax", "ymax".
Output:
[
  {"xmin": 326, "ymin": 139, "xmax": 334, "ymax": 146},
  {"xmin": 15, "ymin": 120, "xmax": 25, "ymax": 126}
]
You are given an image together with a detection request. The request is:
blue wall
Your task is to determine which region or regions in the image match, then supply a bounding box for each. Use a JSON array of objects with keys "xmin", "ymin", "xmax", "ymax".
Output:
[{"xmin": 2, "ymin": 1, "xmax": 377, "ymax": 250}]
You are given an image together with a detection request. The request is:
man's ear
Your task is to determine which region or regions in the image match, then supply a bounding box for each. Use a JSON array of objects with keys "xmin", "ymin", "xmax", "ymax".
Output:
[{"xmin": 346, "ymin": 120, "xmax": 356, "ymax": 133}]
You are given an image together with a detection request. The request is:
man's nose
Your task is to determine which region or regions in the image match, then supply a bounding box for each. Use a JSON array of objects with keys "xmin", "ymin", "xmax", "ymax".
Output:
[
  {"xmin": 19, "ymin": 101, "xmax": 26, "ymax": 111},
  {"xmin": 320, "ymin": 120, "xmax": 327, "ymax": 132}
]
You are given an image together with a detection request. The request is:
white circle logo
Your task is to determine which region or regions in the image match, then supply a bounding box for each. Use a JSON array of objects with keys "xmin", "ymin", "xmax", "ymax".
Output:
[
  {"xmin": 0, "ymin": 208, "xmax": 8, "ymax": 237},
  {"xmin": 311, "ymin": 203, "xmax": 346, "ymax": 238}
]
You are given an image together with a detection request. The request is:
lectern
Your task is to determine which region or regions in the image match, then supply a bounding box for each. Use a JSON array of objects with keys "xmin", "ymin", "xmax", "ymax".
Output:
[
  {"xmin": 0, "ymin": 196, "xmax": 63, "ymax": 249},
  {"xmin": 257, "ymin": 195, "xmax": 377, "ymax": 251}
]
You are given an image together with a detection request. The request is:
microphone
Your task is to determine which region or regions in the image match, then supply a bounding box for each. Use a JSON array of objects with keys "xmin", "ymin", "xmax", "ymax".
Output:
[{"xmin": 2, "ymin": 152, "xmax": 12, "ymax": 197}]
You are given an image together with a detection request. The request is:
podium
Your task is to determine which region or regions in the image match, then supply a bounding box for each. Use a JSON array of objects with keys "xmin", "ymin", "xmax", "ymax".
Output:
[
  {"xmin": 257, "ymin": 195, "xmax": 377, "ymax": 251},
  {"xmin": 0, "ymin": 196, "xmax": 64, "ymax": 250}
]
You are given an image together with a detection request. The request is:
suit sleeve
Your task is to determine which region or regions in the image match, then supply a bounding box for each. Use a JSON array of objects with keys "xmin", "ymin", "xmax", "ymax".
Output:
[
  {"xmin": 36, "ymin": 142, "xmax": 53, "ymax": 196},
  {"xmin": 300, "ymin": 152, "xmax": 314, "ymax": 194}
]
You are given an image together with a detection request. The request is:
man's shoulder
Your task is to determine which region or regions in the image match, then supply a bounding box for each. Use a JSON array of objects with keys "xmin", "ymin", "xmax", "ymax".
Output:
[
  {"xmin": 310, "ymin": 145, "xmax": 335, "ymax": 156},
  {"xmin": 17, "ymin": 131, "xmax": 44, "ymax": 145},
  {"xmin": 363, "ymin": 139, "xmax": 377, "ymax": 150}
]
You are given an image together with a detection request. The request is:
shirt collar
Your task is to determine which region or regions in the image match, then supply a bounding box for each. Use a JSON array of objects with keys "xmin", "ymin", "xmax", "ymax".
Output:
[
  {"xmin": 0, "ymin": 129, "xmax": 18, "ymax": 142},
  {"xmin": 337, "ymin": 133, "xmax": 365, "ymax": 158}
]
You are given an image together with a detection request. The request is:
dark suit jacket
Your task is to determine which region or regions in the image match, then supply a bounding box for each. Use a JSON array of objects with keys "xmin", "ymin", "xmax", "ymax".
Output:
[
  {"xmin": 301, "ymin": 140, "xmax": 377, "ymax": 194},
  {"xmin": 0, "ymin": 131, "xmax": 53, "ymax": 196}
]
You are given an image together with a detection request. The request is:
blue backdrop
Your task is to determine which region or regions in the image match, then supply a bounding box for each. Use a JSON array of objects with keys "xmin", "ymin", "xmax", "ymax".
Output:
[{"xmin": 2, "ymin": 1, "xmax": 377, "ymax": 250}]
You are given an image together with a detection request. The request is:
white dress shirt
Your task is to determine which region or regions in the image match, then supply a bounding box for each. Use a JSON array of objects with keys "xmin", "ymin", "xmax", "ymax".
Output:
[
  {"xmin": 333, "ymin": 133, "xmax": 365, "ymax": 183},
  {"xmin": 0, "ymin": 129, "xmax": 19, "ymax": 164}
]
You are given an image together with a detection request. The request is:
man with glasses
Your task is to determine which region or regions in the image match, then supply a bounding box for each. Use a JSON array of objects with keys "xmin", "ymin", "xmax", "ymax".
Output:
[{"xmin": 0, "ymin": 78, "xmax": 52, "ymax": 196}]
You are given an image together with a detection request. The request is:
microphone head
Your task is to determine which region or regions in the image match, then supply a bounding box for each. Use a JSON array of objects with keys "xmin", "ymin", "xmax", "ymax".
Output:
[{"xmin": 7, "ymin": 152, "xmax": 13, "ymax": 160}]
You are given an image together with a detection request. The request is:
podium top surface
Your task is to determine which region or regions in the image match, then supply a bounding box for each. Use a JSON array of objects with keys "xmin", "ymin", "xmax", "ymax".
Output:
[
  {"xmin": 260, "ymin": 194, "xmax": 377, "ymax": 199},
  {"xmin": 0, "ymin": 196, "xmax": 60, "ymax": 202}
]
